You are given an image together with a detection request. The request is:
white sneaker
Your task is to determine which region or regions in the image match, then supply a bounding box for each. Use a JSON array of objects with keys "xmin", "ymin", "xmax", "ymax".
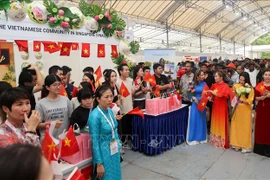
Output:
[{"xmin": 241, "ymin": 149, "xmax": 252, "ymax": 153}]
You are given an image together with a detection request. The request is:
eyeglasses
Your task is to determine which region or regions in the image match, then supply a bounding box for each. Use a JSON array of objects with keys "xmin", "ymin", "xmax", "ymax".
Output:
[{"xmin": 51, "ymin": 83, "xmax": 61, "ymax": 88}]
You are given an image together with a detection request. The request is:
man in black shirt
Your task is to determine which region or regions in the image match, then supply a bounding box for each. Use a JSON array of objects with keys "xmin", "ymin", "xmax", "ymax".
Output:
[
  {"xmin": 18, "ymin": 64, "xmax": 44, "ymax": 110},
  {"xmin": 153, "ymin": 63, "xmax": 171, "ymax": 94}
]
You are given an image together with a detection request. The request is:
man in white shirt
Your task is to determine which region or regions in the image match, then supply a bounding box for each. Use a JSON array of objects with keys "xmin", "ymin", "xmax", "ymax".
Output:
[
  {"xmin": 116, "ymin": 64, "xmax": 139, "ymax": 148},
  {"xmin": 243, "ymin": 61, "xmax": 260, "ymax": 87}
]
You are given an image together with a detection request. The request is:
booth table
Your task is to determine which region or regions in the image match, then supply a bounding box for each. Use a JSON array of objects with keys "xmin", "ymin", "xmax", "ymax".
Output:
[{"xmin": 132, "ymin": 105, "xmax": 189, "ymax": 155}]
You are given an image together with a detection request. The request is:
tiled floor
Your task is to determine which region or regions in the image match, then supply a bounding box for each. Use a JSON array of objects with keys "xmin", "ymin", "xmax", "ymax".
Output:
[{"xmin": 121, "ymin": 143, "xmax": 270, "ymax": 180}]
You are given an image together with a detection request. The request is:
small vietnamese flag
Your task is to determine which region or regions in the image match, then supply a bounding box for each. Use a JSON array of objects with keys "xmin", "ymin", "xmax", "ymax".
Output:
[
  {"xmin": 41, "ymin": 130, "xmax": 59, "ymax": 163},
  {"xmin": 127, "ymin": 107, "xmax": 144, "ymax": 119},
  {"xmin": 66, "ymin": 167, "xmax": 86, "ymax": 180},
  {"xmin": 58, "ymin": 42, "xmax": 63, "ymax": 48},
  {"xmin": 60, "ymin": 126, "xmax": 79, "ymax": 157},
  {"xmin": 60, "ymin": 42, "xmax": 72, "ymax": 56},
  {"xmin": 94, "ymin": 65, "xmax": 102, "ymax": 82},
  {"xmin": 33, "ymin": 41, "xmax": 41, "ymax": 52},
  {"xmin": 197, "ymin": 84, "xmax": 209, "ymax": 112},
  {"xmin": 174, "ymin": 90, "xmax": 182, "ymax": 101},
  {"xmin": 119, "ymin": 82, "xmax": 130, "ymax": 98},
  {"xmin": 42, "ymin": 41, "xmax": 60, "ymax": 53},
  {"xmin": 110, "ymin": 103, "xmax": 120, "ymax": 114},
  {"xmin": 153, "ymin": 85, "xmax": 160, "ymax": 97},
  {"xmin": 59, "ymin": 85, "xmax": 68, "ymax": 97},
  {"xmin": 197, "ymin": 96, "xmax": 209, "ymax": 112},
  {"xmin": 134, "ymin": 76, "xmax": 141, "ymax": 86},
  {"xmin": 143, "ymin": 73, "xmax": 156, "ymax": 87},
  {"xmin": 255, "ymin": 81, "xmax": 266, "ymax": 95},
  {"xmin": 15, "ymin": 40, "xmax": 28, "ymax": 52},
  {"xmin": 111, "ymin": 45, "xmax": 118, "ymax": 58},
  {"xmin": 89, "ymin": 79, "xmax": 96, "ymax": 92},
  {"xmin": 97, "ymin": 44, "xmax": 105, "ymax": 58},
  {"xmin": 81, "ymin": 43, "xmax": 90, "ymax": 58},
  {"xmin": 71, "ymin": 43, "xmax": 79, "ymax": 50}
]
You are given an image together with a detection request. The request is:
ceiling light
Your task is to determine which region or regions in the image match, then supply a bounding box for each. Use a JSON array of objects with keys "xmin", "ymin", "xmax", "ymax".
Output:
[
  {"xmin": 235, "ymin": 12, "xmax": 240, "ymax": 16},
  {"xmin": 226, "ymin": 5, "xmax": 230, "ymax": 9}
]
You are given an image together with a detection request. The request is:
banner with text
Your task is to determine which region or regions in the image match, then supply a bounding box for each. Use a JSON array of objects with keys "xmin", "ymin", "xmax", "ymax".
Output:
[{"xmin": 0, "ymin": 18, "xmax": 119, "ymax": 45}]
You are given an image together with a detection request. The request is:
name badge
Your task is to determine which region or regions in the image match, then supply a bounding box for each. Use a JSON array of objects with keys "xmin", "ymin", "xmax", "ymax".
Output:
[{"xmin": 110, "ymin": 140, "xmax": 118, "ymax": 156}]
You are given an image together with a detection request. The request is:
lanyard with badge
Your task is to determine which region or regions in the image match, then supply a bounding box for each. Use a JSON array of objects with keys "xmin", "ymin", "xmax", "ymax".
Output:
[
  {"xmin": 97, "ymin": 106, "xmax": 118, "ymax": 156},
  {"xmin": 5, "ymin": 120, "xmax": 27, "ymax": 140}
]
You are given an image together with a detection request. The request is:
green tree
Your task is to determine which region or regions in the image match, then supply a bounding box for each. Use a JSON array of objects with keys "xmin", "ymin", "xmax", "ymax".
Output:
[
  {"xmin": 261, "ymin": 52, "xmax": 270, "ymax": 59},
  {"xmin": 251, "ymin": 33, "xmax": 270, "ymax": 45}
]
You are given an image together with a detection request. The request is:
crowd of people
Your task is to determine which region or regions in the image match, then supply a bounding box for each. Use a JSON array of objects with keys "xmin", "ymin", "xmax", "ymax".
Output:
[
  {"xmin": 182, "ymin": 58, "xmax": 270, "ymax": 157},
  {"xmin": 0, "ymin": 57, "xmax": 269, "ymax": 179}
]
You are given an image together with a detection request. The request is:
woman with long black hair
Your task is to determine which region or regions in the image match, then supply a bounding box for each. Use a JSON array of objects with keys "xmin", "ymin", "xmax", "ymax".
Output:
[
  {"xmin": 88, "ymin": 85, "xmax": 122, "ymax": 180},
  {"xmin": 230, "ymin": 72, "xmax": 254, "ymax": 153},
  {"xmin": 133, "ymin": 65, "xmax": 147, "ymax": 109},
  {"xmin": 36, "ymin": 74, "xmax": 72, "ymax": 141}
]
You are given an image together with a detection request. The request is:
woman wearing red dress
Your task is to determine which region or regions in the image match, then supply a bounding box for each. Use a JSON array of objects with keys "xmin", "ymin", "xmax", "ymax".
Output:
[
  {"xmin": 208, "ymin": 71, "xmax": 230, "ymax": 149},
  {"xmin": 254, "ymin": 68, "xmax": 270, "ymax": 157}
]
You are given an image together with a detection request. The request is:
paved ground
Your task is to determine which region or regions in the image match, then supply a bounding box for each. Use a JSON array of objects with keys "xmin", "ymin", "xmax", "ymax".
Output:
[{"xmin": 121, "ymin": 143, "xmax": 270, "ymax": 180}]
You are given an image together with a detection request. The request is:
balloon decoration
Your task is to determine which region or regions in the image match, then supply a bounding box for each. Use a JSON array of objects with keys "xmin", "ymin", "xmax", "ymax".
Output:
[
  {"xmin": 21, "ymin": 51, "xmax": 29, "ymax": 60},
  {"xmin": 21, "ymin": 62, "xmax": 30, "ymax": 69},
  {"xmin": 35, "ymin": 61, "xmax": 43, "ymax": 70},
  {"xmin": 34, "ymin": 52, "xmax": 42, "ymax": 60}
]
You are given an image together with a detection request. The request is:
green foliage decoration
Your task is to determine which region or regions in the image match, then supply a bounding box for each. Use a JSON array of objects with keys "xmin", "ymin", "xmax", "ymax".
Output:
[
  {"xmin": 43, "ymin": 0, "xmax": 82, "ymax": 29},
  {"xmin": 79, "ymin": 0, "xmax": 126, "ymax": 38}
]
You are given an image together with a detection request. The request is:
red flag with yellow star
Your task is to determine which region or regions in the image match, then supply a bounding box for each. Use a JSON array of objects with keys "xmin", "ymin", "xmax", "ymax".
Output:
[
  {"xmin": 111, "ymin": 45, "xmax": 118, "ymax": 58},
  {"xmin": 60, "ymin": 126, "xmax": 79, "ymax": 157},
  {"xmin": 197, "ymin": 96, "xmax": 209, "ymax": 112},
  {"xmin": 94, "ymin": 65, "xmax": 102, "ymax": 82},
  {"xmin": 71, "ymin": 43, "xmax": 79, "ymax": 50},
  {"xmin": 143, "ymin": 73, "xmax": 156, "ymax": 87},
  {"xmin": 97, "ymin": 44, "xmax": 105, "ymax": 58},
  {"xmin": 119, "ymin": 82, "xmax": 130, "ymax": 98},
  {"xmin": 60, "ymin": 42, "xmax": 72, "ymax": 56},
  {"xmin": 81, "ymin": 43, "xmax": 90, "ymax": 58},
  {"xmin": 42, "ymin": 41, "xmax": 60, "ymax": 53},
  {"xmin": 41, "ymin": 130, "xmax": 59, "ymax": 163},
  {"xmin": 58, "ymin": 42, "xmax": 63, "ymax": 48},
  {"xmin": 153, "ymin": 85, "xmax": 160, "ymax": 97},
  {"xmin": 33, "ymin": 41, "xmax": 41, "ymax": 52},
  {"xmin": 255, "ymin": 81, "xmax": 266, "ymax": 95},
  {"xmin": 15, "ymin": 40, "xmax": 28, "ymax": 52},
  {"xmin": 197, "ymin": 84, "xmax": 209, "ymax": 112}
]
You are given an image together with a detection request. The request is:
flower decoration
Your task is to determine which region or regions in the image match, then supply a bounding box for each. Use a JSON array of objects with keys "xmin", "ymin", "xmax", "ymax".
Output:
[
  {"xmin": 111, "ymin": 52, "xmax": 135, "ymax": 78},
  {"xmin": 1, "ymin": 0, "xmax": 32, "ymax": 20},
  {"xmin": 187, "ymin": 81, "xmax": 196, "ymax": 98},
  {"xmin": 114, "ymin": 30, "xmax": 124, "ymax": 39},
  {"xmin": 235, "ymin": 83, "xmax": 251, "ymax": 97},
  {"xmin": 7, "ymin": 1, "xmax": 26, "ymax": 21},
  {"xmin": 79, "ymin": 0, "xmax": 126, "ymax": 38},
  {"xmin": 43, "ymin": 0, "xmax": 82, "ymax": 30},
  {"xmin": 27, "ymin": 1, "xmax": 47, "ymax": 24}
]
